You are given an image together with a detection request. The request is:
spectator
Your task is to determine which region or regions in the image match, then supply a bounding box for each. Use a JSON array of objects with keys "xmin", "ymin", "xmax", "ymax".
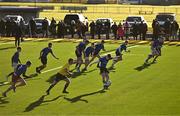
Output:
[
  {"xmin": 57, "ymin": 20, "xmax": 65, "ymax": 38},
  {"xmin": 89, "ymin": 21, "xmax": 95, "ymax": 39},
  {"xmin": 6, "ymin": 18, "xmax": 11, "ymax": 37},
  {"xmin": 139, "ymin": 21, "xmax": 148, "ymax": 40},
  {"xmin": 0, "ymin": 19, "xmax": 6, "ymax": 37},
  {"xmin": 111, "ymin": 22, "xmax": 118, "ymax": 39},
  {"xmin": 123, "ymin": 21, "xmax": 130, "ymax": 40},
  {"xmin": 132, "ymin": 22, "xmax": 138, "ymax": 40},
  {"xmin": 152, "ymin": 19, "xmax": 160, "ymax": 39},
  {"xmin": 19, "ymin": 19, "xmax": 25, "ymax": 41},
  {"xmin": 164, "ymin": 18, "xmax": 171, "ymax": 41},
  {"xmin": 70, "ymin": 20, "xmax": 76, "ymax": 38},
  {"xmin": 171, "ymin": 20, "xmax": 179, "ymax": 41},
  {"xmin": 14, "ymin": 24, "xmax": 22, "ymax": 47},
  {"xmin": 96, "ymin": 20, "xmax": 102, "ymax": 39},
  {"xmin": 42, "ymin": 17, "xmax": 49, "ymax": 38},
  {"xmin": 76, "ymin": 20, "xmax": 83, "ymax": 39},
  {"xmin": 50, "ymin": 17, "xmax": 56, "ymax": 38},
  {"xmin": 117, "ymin": 24, "xmax": 124, "ymax": 40},
  {"xmin": 105, "ymin": 20, "xmax": 111, "ymax": 39}
]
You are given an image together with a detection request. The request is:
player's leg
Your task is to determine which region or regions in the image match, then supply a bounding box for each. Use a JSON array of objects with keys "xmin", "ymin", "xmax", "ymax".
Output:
[
  {"xmin": 76, "ymin": 57, "xmax": 83, "ymax": 72},
  {"xmin": 62, "ymin": 77, "xmax": 71, "ymax": 93},
  {"xmin": 83, "ymin": 57, "xmax": 89, "ymax": 70},
  {"xmin": 15, "ymin": 77, "xmax": 27, "ymax": 88},
  {"xmin": 2, "ymin": 80, "xmax": 16, "ymax": 97},
  {"xmin": 46, "ymin": 74, "xmax": 60, "ymax": 95},
  {"xmin": 36, "ymin": 57, "xmax": 47, "ymax": 73}
]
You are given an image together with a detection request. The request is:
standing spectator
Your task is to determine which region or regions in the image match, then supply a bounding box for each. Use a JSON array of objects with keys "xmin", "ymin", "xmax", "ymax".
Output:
[
  {"xmin": 89, "ymin": 21, "xmax": 95, "ymax": 39},
  {"xmin": 57, "ymin": 20, "xmax": 65, "ymax": 38},
  {"xmin": 42, "ymin": 17, "xmax": 49, "ymax": 38},
  {"xmin": 70, "ymin": 20, "xmax": 76, "ymax": 38},
  {"xmin": 111, "ymin": 22, "xmax": 118, "ymax": 39},
  {"xmin": 19, "ymin": 19, "xmax": 25, "ymax": 41},
  {"xmin": 123, "ymin": 21, "xmax": 130, "ymax": 40},
  {"xmin": 117, "ymin": 24, "xmax": 124, "ymax": 40},
  {"xmin": 29, "ymin": 18, "xmax": 36, "ymax": 37},
  {"xmin": 164, "ymin": 18, "xmax": 171, "ymax": 41},
  {"xmin": 50, "ymin": 17, "xmax": 56, "ymax": 38},
  {"xmin": 76, "ymin": 20, "xmax": 83, "ymax": 39},
  {"xmin": 152, "ymin": 19, "xmax": 160, "ymax": 39},
  {"xmin": 81, "ymin": 23, "xmax": 87, "ymax": 38},
  {"xmin": 105, "ymin": 20, "xmax": 110, "ymax": 39},
  {"xmin": 14, "ymin": 24, "xmax": 22, "ymax": 47},
  {"xmin": 0, "ymin": 19, "xmax": 6, "ymax": 37},
  {"xmin": 139, "ymin": 21, "xmax": 148, "ymax": 40},
  {"xmin": 11, "ymin": 20, "xmax": 16, "ymax": 37},
  {"xmin": 132, "ymin": 22, "xmax": 138, "ymax": 40},
  {"xmin": 171, "ymin": 20, "xmax": 179, "ymax": 41},
  {"xmin": 96, "ymin": 20, "xmax": 102, "ymax": 39}
]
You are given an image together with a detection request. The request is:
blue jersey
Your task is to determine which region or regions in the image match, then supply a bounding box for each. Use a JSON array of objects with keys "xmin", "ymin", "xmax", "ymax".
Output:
[
  {"xmin": 94, "ymin": 43, "xmax": 104, "ymax": 53},
  {"xmin": 41, "ymin": 47, "xmax": 52, "ymax": 58},
  {"xmin": 14, "ymin": 64, "xmax": 27, "ymax": 76},
  {"xmin": 77, "ymin": 42, "xmax": 86, "ymax": 52},
  {"xmin": 99, "ymin": 57, "xmax": 109, "ymax": 68},
  {"xmin": 116, "ymin": 43, "xmax": 127, "ymax": 53},
  {"xmin": 85, "ymin": 46, "xmax": 94, "ymax": 57},
  {"xmin": 12, "ymin": 52, "xmax": 19, "ymax": 63}
]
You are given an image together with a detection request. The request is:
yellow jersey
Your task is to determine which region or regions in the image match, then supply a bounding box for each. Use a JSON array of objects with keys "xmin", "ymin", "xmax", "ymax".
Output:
[{"xmin": 59, "ymin": 63, "xmax": 70, "ymax": 76}]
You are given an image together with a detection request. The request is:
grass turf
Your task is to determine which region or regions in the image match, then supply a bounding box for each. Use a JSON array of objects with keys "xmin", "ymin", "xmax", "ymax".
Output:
[{"xmin": 0, "ymin": 40, "xmax": 180, "ymax": 115}]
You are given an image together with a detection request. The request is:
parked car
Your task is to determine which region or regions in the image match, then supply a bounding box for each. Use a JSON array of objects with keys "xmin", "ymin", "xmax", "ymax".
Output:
[
  {"xmin": 95, "ymin": 18, "xmax": 113, "ymax": 33},
  {"xmin": 33, "ymin": 18, "xmax": 51, "ymax": 34},
  {"xmin": 64, "ymin": 13, "xmax": 88, "ymax": 33},
  {"xmin": 155, "ymin": 13, "xmax": 176, "ymax": 27},
  {"xmin": 123, "ymin": 15, "xmax": 147, "ymax": 27},
  {"xmin": 4, "ymin": 15, "xmax": 25, "ymax": 24}
]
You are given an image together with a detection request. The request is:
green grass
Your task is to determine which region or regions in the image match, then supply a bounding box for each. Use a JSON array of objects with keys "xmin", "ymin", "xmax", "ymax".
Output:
[{"xmin": 0, "ymin": 40, "xmax": 180, "ymax": 115}]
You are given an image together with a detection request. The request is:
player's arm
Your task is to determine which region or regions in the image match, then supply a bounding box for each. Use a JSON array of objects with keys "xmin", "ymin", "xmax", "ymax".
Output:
[
  {"xmin": 51, "ymin": 51, "xmax": 59, "ymax": 60},
  {"xmin": 89, "ymin": 60, "xmax": 100, "ymax": 67}
]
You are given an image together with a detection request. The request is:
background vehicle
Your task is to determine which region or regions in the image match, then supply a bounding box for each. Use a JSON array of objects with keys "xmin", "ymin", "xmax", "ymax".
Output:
[
  {"xmin": 34, "ymin": 18, "xmax": 51, "ymax": 34},
  {"xmin": 155, "ymin": 13, "xmax": 176, "ymax": 26},
  {"xmin": 95, "ymin": 18, "xmax": 113, "ymax": 34},
  {"xmin": 4, "ymin": 15, "xmax": 25, "ymax": 24},
  {"xmin": 123, "ymin": 15, "xmax": 147, "ymax": 27}
]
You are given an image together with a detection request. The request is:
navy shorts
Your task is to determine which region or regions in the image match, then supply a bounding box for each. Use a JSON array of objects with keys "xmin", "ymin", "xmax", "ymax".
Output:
[
  {"xmin": 41, "ymin": 57, "xmax": 47, "ymax": 65},
  {"xmin": 100, "ymin": 67, "xmax": 109, "ymax": 74},
  {"xmin": 54, "ymin": 73, "xmax": 68, "ymax": 82}
]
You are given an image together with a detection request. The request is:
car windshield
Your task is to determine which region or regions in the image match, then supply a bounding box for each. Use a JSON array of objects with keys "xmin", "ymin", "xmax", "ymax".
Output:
[
  {"xmin": 96, "ymin": 19, "xmax": 109, "ymax": 23},
  {"xmin": 5, "ymin": 16, "xmax": 17, "ymax": 21},
  {"xmin": 126, "ymin": 17, "xmax": 141, "ymax": 22},
  {"xmin": 156, "ymin": 15, "xmax": 174, "ymax": 22}
]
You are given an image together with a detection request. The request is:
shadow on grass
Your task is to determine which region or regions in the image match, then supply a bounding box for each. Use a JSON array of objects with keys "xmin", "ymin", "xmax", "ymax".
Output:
[
  {"xmin": 134, "ymin": 62, "xmax": 156, "ymax": 71},
  {"xmin": 0, "ymin": 81, "xmax": 10, "ymax": 87},
  {"xmin": 0, "ymin": 46, "xmax": 16, "ymax": 51},
  {"xmin": 24, "ymin": 95, "xmax": 64, "ymax": 112},
  {"xmin": 64, "ymin": 89, "xmax": 106, "ymax": 103},
  {"xmin": 0, "ymin": 97, "xmax": 9, "ymax": 106},
  {"xmin": 46, "ymin": 69, "xmax": 97, "ymax": 83}
]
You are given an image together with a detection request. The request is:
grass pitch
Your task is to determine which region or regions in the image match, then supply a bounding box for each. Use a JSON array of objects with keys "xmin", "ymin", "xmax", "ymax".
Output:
[{"xmin": 0, "ymin": 39, "xmax": 180, "ymax": 115}]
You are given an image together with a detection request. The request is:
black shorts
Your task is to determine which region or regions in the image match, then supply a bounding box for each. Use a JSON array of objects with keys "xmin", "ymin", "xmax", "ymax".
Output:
[
  {"xmin": 100, "ymin": 67, "xmax": 109, "ymax": 74},
  {"xmin": 93, "ymin": 51, "xmax": 99, "ymax": 56},
  {"xmin": 116, "ymin": 50, "xmax": 121, "ymax": 56},
  {"xmin": 41, "ymin": 57, "xmax": 47, "ymax": 65},
  {"xmin": 75, "ymin": 50, "xmax": 82, "ymax": 58},
  {"xmin": 54, "ymin": 73, "xmax": 68, "ymax": 82}
]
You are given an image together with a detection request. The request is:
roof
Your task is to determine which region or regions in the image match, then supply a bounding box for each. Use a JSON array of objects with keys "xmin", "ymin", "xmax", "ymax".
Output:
[{"xmin": 0, "ymin": 6, "xmax": 43, "ymax": 12}]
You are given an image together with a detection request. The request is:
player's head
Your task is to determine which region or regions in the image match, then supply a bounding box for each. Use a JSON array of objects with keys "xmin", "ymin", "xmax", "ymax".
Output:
[
  {"xmin": 68, "ymin": 58, "xmax": 74, "ymax": 65},
  {"xmin": 26, "ymin": 61, "xmax": 32, "ymax": 67},
  {"xmin": 48, "ymin": 43, "xmax": 52, "ymax": 48},
  {"xmin": 106, "ymin": 54, "xmax": 112, "ymax": 60},
  {"xmin": 124, "ymin": 40, "xmax": 128, "ymax": 45},
  {"xmin": 84, "ymin": 40, "xmax": 89, "ymax": 45},
  {"xmin": 91, "ymin": 43, "xmax": 95, "ymax": 47},
  {"xmin": 17, "ymin": 47, "xmax": 21, "ymax": 52},
  {"xmin": 101, "ymin": 40, "xmax": 105, "ymax": 44}
]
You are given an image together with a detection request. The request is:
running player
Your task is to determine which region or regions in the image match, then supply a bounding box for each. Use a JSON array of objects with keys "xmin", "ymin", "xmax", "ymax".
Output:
[
  {"xmin": 90, "ymin": 54, "xmax": 112, "ymax": 90},
  {"xmin": 2, "ymin": 61, "xmax": 32, "ymax": 97},
  {"xmin": 145, "ymin": 38, "xmax": 163, "ymax": 63},
  {"xmin": 89, "ymin": 40, "xmax": 106, "ymax": 63},
  {"xmin": 6, "ymin": 47, "xmax": 22, "ymax": 79},
  {"xmin": 75, "ymin": 40, "xmax": 89, "ymax": 72},
  {"xmin": 46, "ymin": 58, "xmax": 76, "ymax": 95},
  {"xmin": 111, "ymin": 40, "xmax": 130, "ymax": 68},
  {"xmin": 83, "ymin": 43, "xmax": 95, "ymax": 71},
  {"xmin": 36, "ymin": 43, "xmax": 59, "ymax": 74}
]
